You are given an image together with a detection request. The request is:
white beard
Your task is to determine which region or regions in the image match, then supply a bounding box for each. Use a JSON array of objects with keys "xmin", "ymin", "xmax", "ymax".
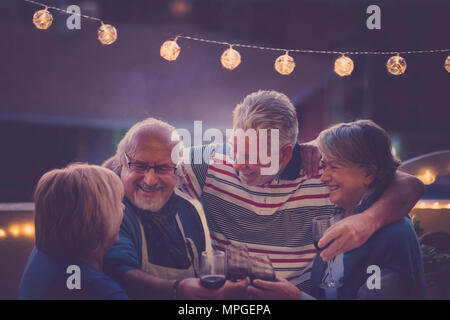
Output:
[{"xmin": 133, "ymin": 193, "xmax": 166, "ymax": 212}]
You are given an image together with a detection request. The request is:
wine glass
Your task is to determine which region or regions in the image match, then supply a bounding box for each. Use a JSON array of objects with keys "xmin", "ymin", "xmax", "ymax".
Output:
[
  {"xmin": 199, "ymin": 250, "xmax": 227, "ymax": 289},
  {"xmin": 312, "ymin": 215, "xmax": 342, "ymax": 289},
  {"xmin": 226, "ymin": 244, "xmax": 250, "ymax": 282},
  {"xmin": 249, "ymin": 254, "xmax": 276, "ymax": 284}
]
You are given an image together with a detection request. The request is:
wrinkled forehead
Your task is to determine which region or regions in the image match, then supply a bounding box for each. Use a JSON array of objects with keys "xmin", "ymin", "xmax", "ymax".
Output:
[{"xmin": 132, "ymin": 127, "xmax": 178, "ymax": 163}]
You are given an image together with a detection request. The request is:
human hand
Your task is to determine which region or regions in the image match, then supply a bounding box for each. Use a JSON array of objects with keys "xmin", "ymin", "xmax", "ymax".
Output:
[
  {"xmin": 299, "ymin": 141, "xmax": 320, "ymax": 178},
  {"xmin": 177, "ymin": 278, "xmax": 225, "ymax": 300},
  {"xmin": 218, "ymin": 278, "xmax": 249, "ymax": 300},
  {"xmin": 246, "ymin": 277, "xmax": 301, "ymax": 300},
  {"xmin": 318, "ymin": 213, "xmax": 375, "ymax": 262}
]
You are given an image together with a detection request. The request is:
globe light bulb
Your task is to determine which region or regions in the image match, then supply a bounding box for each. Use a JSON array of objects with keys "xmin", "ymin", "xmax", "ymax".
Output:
[
  {"xmin": 221, "ymin": 45, "xmax": 241, "ymax": 70},
  {"xmin": 98, "ymin": 22, "xmax": 117, "ymax": 45},
  {"xmin": 386, "ymin": 54, "xmax": 407, "ymax": 75},
  {"xmin": 444, "ymin": 55, "xmax": 450, "ymax": 73},
  {"xmin": 160, "ymin": 38, "xmax": 181, "ymax": 61},
  {"xmin": 33, "ymin": 8, "xmax": 53, "ymax": 30},
  {"xmin": 274, "ymin": 51, "xmax": 295, "ymax": 75},
  {"xmin": 334, "ymin": 54, "xmax": 354, "ymax": 77},
  {"xmin": 417, "ymin": 170, "xmax": 436, "ymax": 185}
]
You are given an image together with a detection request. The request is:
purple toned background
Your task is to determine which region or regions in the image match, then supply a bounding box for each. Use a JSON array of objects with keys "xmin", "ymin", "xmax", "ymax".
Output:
[{"xmin": 0, "ymin": 0, "xmax": 449, "ymax": 201}]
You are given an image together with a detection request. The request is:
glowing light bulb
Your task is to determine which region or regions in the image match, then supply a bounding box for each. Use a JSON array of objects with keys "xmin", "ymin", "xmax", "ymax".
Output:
[
  {"xmin": 160, "ymin": 38, "xmax": 181, "ymax": 61},
  {"xmin": 221, "ymin": 45, "xmax": 241, "ymax": 70},
  {"xmin": 23, "ymin": 224, "xmax": 35, "ymax": 237},
  {"xmin": 97, "ymin": 22, "xmax": 117, "ymax": 45},
  {"xmin": 33, "ymin": 8, "xmax": 53, "ymax": 30},
  {"xmin": 0, "ymin": 229, "xmax": 6, "ymax": 238},
  {"xmin": 386, "ymin": 54, "xmax": 407, "ymax": 75},
  {"xmin": 417, "ymin": 170, "xmax": 436, "ymax": 185},
  {"xmin": 274, "ymin": 51, "xmax": 295, "ymax": 75},
  {"xmin": 445, "ymin": 56, "xmax": 450, "ymax": 73},
  {"xmin": 334, "ymin": 54, "xmax": 354, "ymax": 77},
  {"xmin": 9, "ymin": 225, "xmax": 20, "ymax": 237}
]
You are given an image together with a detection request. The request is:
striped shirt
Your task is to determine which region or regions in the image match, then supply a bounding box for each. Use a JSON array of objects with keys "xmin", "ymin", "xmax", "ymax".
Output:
[{"xmin": 179, "ymin": 143, "xmax": 333, "ymax": 292}]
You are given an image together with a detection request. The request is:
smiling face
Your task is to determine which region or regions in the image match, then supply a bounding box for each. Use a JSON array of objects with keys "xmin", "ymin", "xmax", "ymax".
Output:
[
  {"xmin": 120, "ymin": 128, "xmax": 177, "ymax": 212},
  {"xmin": 231, "ymin": 132, "xmax": 293, "ymax": 186},
  {"xmin": 320, "ymin": 157, "xmax": 376, "ymax": 213}
]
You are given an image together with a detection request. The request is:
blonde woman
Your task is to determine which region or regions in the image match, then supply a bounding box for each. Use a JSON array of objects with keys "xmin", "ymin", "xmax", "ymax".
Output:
[{"xmin": 19, "ymin": 164, "xmax": 129, "ymax": 299}]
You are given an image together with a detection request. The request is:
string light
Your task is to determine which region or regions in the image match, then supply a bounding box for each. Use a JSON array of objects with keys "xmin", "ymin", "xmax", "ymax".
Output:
[
  {"xmin": 414, "ymin": 200, "xmax": 450, "ymax": 210},
  {"xmin": 23, "ymin": 0, "xmax": 450, "ymax": 76},
  {"xmin": 221, "ymin": 45, "xmax": 241, "ymax": 70},
  {"xmin": 9, "ymin": 225, "xmax": 20, "ymax": 237},
  {"xmin": 445, "ymin": 56, "xmax": 450, "ymax": 73},
  {"xmin": 160, "ymin": 37, "xmax": 181, "ymax": 61},
  {"xmin": 32, "ymin": 7, "xmax": 53, "ymax": 30},
  {"xmin": 0, "ymin": 229, "xmax": 6, "ymax": 238},
  {"xmin": 417, "ymin": 170, "xmax": 436, "ymax": 185},
  {"xmin": 386, "ymin": 54, "xmax": 407, "ymax": 75},
  {"xmin": 97, "ymin": 22, "xmax": 117, "ymax": 45},
  {"xmin": 334, "ymin": 54, "xmax": 354, "ymax": 77},
  {"xmin": 23, "ymin": 224, "xmax": 35, "ymax": 237},
  {"xmin": 274, "ymin": 51, "xmax": 295, "ymax": 75}
]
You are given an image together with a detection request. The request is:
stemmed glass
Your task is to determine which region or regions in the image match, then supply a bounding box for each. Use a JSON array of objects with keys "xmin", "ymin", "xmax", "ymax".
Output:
[
  {"xmin": 226, "ymin": 244, "xmax": 250, "ymax": 282},
  {"xmin": 249, "ymin": 254, "xmax": 276, "ymax": 284},
  {"xmin": 312, "ymin": 215, "xmax": 342, "ymax": 289},
  {"xmin": 199, "ymin": 250, "xmax": 227, "ymax": 289}
]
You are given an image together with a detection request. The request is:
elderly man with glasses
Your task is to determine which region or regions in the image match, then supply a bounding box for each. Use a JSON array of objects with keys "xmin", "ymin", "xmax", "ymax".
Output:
[{"xmin": 102, "ymin": 118, "xmax": 247, "ymax": 300}]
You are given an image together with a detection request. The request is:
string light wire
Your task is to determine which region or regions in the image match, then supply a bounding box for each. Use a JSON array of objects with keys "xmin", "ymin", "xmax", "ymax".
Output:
[{"xmin": 24, "ymin": 0, "xmax": 450, "ymax": 56}]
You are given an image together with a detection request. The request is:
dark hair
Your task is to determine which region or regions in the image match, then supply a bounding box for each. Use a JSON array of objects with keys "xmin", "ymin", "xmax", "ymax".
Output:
[{"xmin": 317, "ymin": 119, "xmax": 401, "ymax": 188}]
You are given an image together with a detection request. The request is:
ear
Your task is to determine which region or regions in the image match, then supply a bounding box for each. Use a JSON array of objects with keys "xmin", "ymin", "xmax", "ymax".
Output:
[
  {"xmin": 280, "ymin": 144, "xmax": 294, "ymax": 166},
  {"xmin": 364, "ymin": 165, "xmax": 378, "ymax": 185}
]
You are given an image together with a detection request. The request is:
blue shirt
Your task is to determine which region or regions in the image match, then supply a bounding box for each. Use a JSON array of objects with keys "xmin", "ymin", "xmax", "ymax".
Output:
[
  {"xmin": 19, "ymin": 248, "xmax": 129, "ymax": 300},
  {"xmin": 310, "ymin": 185, "xmax": 426, "ymax": 300},
  {"xmin": 103, "ymin": 194, "xmax": 206, "ymax": 281}
]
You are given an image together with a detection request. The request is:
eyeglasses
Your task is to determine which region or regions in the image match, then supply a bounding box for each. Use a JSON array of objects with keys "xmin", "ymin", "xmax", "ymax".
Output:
[{"xmin": 124, "ymin": 153, "xmax": 176, "ymax": 175}]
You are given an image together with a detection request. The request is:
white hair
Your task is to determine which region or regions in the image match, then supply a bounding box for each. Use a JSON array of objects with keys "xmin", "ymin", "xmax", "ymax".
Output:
[
  {"xmin": 232, "ymin": 90, "xmax": 299, "ymax": 146},
  {"xmin": 106, "ymin": 118, "xmax": 179, "ymax": 175}
]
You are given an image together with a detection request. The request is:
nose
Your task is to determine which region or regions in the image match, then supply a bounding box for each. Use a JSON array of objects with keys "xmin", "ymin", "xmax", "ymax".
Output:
[
  {"xmin": 143, "ymin": 168, "xmax": 159, "ymax": 185},
  {"xmin": 320, "ymin": 169, "xmax": 330, "ymax": 183}
]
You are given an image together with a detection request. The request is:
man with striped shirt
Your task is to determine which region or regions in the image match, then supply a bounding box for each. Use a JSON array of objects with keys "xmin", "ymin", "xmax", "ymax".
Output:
[{"xmin": 179, "ymin": 90, "xmax": 424, "ymax": 293}]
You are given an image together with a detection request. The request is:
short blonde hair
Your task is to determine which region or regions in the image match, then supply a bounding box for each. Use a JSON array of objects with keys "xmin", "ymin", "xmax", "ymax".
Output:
[
  {"xmin": 317, "ymin": 120, "xmax": 401, "ymax": 188},
  {"xmin": 34, "ymin": 163, "xmax": 124, "ymax": 259}
]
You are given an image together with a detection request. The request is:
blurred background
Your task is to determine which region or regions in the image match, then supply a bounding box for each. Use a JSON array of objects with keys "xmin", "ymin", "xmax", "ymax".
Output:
[{"xmin": 0, "ymin": 0, "xmax": 449, "ymax": 299}]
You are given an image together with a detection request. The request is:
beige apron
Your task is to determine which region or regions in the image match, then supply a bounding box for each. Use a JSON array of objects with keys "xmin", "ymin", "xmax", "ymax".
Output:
[{"xmin": 137, "ymin": 214, "xmax": 199, "ymax": 280}]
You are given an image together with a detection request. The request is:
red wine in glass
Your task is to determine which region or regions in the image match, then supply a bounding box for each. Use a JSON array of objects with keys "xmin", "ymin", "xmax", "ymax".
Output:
[
  {"xmin": 227, "ymin": 266, "xmax": 248, "ymax": 281},
  {"xmin": 200, "ymin": 274, "xmax": 226, "ymax": 289},
  {"xmin": 226, "ymin": 244, "xmax": 250, "ymax": 282},
  {"xmin": 200, "ymin": 250, "xmax": 227, "ymax": 289}
]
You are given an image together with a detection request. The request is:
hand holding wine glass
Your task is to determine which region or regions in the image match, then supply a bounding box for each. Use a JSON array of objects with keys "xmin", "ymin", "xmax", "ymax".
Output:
[
  {"xmin": 226, "ymin": 244, "xmax": 250, "ymax": 282},
  {"xmin": 199, "ymin": 250, "xmax": 227, "ymax": 290},
  {"xmin": 312, "ymin": 215, "xmax": 342, "ymax": 289}
]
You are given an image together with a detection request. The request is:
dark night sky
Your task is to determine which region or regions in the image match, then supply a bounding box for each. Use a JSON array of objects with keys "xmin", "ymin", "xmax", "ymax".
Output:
[{"xmin": 0, "ymin": 0, "xmax": 449, "ymax": 201}]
